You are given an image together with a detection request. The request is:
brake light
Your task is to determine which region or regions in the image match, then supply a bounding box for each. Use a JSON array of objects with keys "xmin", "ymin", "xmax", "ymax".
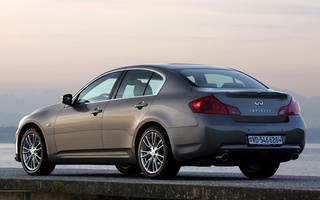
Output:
[
  {"xmin": 278, "ymin": 98, "xmax": 301, "ymax": 115},
  {"xmin": 189, "ymin": 96, "xmax": 241, "ymax": 115}
]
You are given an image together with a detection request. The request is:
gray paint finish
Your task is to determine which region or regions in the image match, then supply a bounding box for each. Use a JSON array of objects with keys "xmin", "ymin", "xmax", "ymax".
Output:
[{"xmin": 14, "ymin": 63, "xmax": 306, "ymax": 179}]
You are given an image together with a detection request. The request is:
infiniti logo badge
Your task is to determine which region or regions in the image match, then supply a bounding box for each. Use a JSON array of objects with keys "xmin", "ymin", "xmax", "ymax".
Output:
[{"xmin": 254, "ymin": 101, "xmax": 264, "ymax": 106}]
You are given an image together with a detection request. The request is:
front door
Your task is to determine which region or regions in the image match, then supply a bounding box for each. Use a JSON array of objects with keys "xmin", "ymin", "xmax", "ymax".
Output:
[
  {"xmin": 54, "ymin": 71, "xmax": 122, "ymax": 158},
  {"xmin": 55, "ymin": 101, "xmax": 107, "ymax": 157}
]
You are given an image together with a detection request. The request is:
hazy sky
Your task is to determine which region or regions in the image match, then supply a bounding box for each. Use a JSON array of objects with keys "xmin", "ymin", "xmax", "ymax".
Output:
[{"xmin": 1, "ymin": 0, "xmax": 320, "ymax": 98}]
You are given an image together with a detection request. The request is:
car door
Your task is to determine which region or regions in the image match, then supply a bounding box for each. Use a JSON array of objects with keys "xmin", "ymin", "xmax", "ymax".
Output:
[
  {"xmin": 102, "ymin": 69, "xmax": 165, "ymax": 157},
  {"xmin": 54, "ymin": 71, "xmax": 122, "ymax": 157}
]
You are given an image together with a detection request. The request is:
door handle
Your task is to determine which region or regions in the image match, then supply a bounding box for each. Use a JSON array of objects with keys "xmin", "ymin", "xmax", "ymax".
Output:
[
  {"xmin": 135, "ymin": 101, "xmax": 148, "ymax": 110},
  {"xmin": 91, "ymin": 107, "xmax": 103, "ymax": 116}
]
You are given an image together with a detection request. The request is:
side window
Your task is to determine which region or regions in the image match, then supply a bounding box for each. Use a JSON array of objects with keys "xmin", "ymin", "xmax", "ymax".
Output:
[
  {"xmin": 148, "ymin": 73, "xmax": 164, "ymax": 95},
  {"xmin": 116, "ymin": 70, "xmax": 164, "ymax": 98},
  {"xmin": 76, "ymin": 71, "xmax": 121, "ymax": 104},
  {"xmin": 186, "ymin": 76, "xmax": 196, "ymax": 84}
]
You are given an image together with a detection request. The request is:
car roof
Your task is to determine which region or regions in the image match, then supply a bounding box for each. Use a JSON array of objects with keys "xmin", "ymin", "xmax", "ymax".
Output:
[{"xmin": 118, "ymin": 63, "xmax": 229, "ymax": 71}]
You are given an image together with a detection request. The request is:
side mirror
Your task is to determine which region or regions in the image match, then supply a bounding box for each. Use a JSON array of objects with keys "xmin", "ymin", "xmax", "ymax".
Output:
[{"xmin": 61, "ymin": 94, "xmax": 73, "ymax": 105}]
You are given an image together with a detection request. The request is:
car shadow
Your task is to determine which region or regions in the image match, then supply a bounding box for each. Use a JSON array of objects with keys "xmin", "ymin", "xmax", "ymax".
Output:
[{"xmin": 49, "ymin": 169, "xmax": 279, "ymax": 182}]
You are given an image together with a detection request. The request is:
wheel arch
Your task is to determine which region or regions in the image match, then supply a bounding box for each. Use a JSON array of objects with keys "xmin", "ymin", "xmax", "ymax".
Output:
[
  {"xmin": 16, "ymin": 123, "xmax": 45, "ymax": 162},
  {"xmin": 133, "ymin": 121, "xmax": 171, "ymax": 161}
]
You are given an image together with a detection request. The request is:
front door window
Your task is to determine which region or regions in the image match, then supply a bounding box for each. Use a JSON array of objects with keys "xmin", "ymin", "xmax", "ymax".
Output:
[{"xmin": 76, "ymin": 71, "xmax": 122, "ymax": 104}]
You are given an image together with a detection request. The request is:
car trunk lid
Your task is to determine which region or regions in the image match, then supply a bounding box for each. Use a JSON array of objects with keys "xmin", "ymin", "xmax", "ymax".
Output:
[{"xmin": 211, "ymin": 90, "xmax": 291, "ymax": 123}]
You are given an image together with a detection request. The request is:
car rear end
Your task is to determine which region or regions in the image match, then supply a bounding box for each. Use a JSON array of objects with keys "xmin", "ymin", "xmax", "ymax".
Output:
[
  {"xmin": 173, "ymin": 67, "xmax": 306, "ymax": 166},
  {"xmin": 190, "ymin": 90, "xmax": 306, "ymax": 165}
]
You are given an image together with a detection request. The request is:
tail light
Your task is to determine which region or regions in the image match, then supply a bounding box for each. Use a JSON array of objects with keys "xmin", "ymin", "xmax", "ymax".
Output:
[
  {"xmin": 189, "ymin": 96, "xmax": 241, "ymax": 115},
  {"xmin": 278, "ymin": 97, "xmax": 301, "ymax": 115}
]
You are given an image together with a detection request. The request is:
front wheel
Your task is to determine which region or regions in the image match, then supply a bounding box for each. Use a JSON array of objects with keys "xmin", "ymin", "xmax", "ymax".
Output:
[
  {"xmin": 20, "ymin": 128, "xmax": 55, "ymax": 175},
  {"xmin": 239, "ymin": 161, "xmax": 280, "ymax": 179},
  {"xmin": 138, "ymin": 126, "xmax": 180, "ymax": 179}
]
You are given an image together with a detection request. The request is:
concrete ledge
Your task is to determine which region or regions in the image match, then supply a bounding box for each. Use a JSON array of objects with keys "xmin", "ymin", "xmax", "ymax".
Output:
[{"xmin": 1, "ymin": 179, "xmax": 320, "ymax": 200}]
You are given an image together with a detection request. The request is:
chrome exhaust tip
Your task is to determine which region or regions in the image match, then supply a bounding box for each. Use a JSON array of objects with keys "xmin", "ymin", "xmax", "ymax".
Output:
[{"xmin": 215, "ymin": 153, "xmax": 229, "ymax": 161}]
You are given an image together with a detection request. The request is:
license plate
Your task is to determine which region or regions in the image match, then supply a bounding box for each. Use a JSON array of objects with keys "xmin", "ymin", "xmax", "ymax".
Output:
[{"xmin": 247, "ymin": 135, "xmax": 283, "ymax": 145}]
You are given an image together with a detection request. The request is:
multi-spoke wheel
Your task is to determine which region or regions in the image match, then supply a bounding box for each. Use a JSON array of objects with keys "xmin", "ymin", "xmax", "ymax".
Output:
[
  {"xmin": 138, "ymin": 126, "xmax": 180, "ymax": 179},
  {"xmin": 239, "ymin": 161, "xmax": 280, "ymax": 179},
  {"xmin": 20, "ymin": 128, "xmax": 55, "ymax": 175}
]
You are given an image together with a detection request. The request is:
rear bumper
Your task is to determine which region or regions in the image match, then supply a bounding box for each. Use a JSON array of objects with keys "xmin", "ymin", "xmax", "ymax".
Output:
[{"xmin": 168, "ymin": 114, "xmax": 306, "ymax": 165}]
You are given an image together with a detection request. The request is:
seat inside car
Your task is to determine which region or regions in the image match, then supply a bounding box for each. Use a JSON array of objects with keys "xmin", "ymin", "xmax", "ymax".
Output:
[{"xmin": 134, "ymin": 83, "xmax": 153, "ymax": 96}]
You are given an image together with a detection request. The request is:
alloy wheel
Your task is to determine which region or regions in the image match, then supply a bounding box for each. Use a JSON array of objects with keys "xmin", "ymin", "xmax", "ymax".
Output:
[
  {"xmin": 140, "ymin": 131, "xmax": 164, "ymax": 174},
  {"xmin": 22, "ymin": 132, "xmax": 42, "ymax": 171}
]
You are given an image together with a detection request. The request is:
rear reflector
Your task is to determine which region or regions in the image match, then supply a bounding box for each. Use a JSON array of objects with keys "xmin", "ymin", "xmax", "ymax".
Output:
[
  {"xmin": 259, "ymin": 150, "xmax": 269, "ymax": 154},
  {"xmin": 189, "ymin": 96, "xmax": 241, "ymax": 115}
]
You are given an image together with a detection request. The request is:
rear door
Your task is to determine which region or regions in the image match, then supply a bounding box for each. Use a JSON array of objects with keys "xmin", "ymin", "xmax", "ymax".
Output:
[{"xmin": 102, "ymin": 69, "xmax": 165, "ymax": 157}]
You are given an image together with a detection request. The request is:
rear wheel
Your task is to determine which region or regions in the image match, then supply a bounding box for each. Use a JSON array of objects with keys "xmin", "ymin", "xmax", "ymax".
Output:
[
  {"xmin": 239, "ymin": 161, "xmax": 280, "ymax": 179},
  {"xmin": 20, "ymin": 128, "xmax": 55, "ymax": 175},
  {"xmin": 115, "ymin": 165, "xmax": 142, "ymax": 174},
  {"xmin": 138, "ymin": 126, "xmax": 180, "ymax": 179}
]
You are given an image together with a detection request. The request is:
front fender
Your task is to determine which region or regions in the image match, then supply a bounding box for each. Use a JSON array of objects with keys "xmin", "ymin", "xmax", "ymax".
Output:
[{"xmin": 15, "ymin": 104, "xmax": 64, "ymax": 162}]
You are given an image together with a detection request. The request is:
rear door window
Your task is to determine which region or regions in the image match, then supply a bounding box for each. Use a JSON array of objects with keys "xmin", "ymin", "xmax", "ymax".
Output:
[
  {"xmin": 148, "ymin": 73, "xmax": 164, "ymax": 95},
  {"xmin": 116, "ymin": 70, "xmax": 164, "ymax": 99}
]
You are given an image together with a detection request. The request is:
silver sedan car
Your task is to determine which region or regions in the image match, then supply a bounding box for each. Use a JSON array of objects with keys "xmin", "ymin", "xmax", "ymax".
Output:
[{"xmin": 14, "ymin": 64, "xmax": 306, "ymax": 179}]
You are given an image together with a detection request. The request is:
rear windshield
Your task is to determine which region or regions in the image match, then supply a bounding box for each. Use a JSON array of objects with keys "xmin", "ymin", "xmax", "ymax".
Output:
[{"xmin": 176, "ymin": 69, "xmax": 267, "ymax": 89}]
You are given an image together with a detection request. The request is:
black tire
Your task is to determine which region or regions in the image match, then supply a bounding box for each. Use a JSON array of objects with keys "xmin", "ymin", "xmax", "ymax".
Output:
[
  {"xmin": 115, "ymin": 165, "xmax": 142, "ymax": 174},
  {"xmin": 239, "ymin": 161, "xmax": 280, "ymax": 179},
  {"xmin": 20, "ymin": 128, "xmax": 55, "ymax": 175},
  {"xmin": 138, "ymin": 126, "xmax": 180, "ymax": 179}
]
